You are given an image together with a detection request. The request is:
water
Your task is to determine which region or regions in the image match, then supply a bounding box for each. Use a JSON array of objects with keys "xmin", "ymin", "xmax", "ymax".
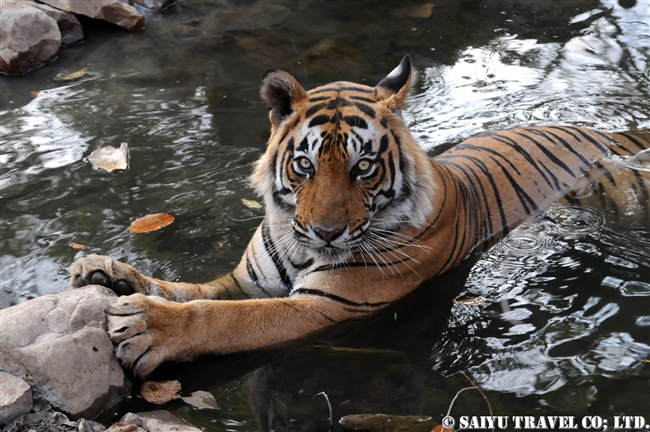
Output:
[{"xmin": 1, "ymin": 0, "xmax": 649, "ymax": 430}]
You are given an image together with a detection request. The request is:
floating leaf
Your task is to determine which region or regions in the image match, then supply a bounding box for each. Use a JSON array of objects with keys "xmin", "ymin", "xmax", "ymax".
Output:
[
  {"xmin": 644, "ymin": 359, "xmax": 650, "ymax": 363},
  {"xmin": 54, "ymin": 67, "xmax": 87, "ymax": 80},
  {"xmin": 30, "ymin": 90, "xmax": 41, "ymax": 98},
  {"xmin": 432, "ymin": 426, "xmax": 453, "ymax": 432},
  {"xmin": 140, "ymin": 380, "xmax": 181, "ymax": 404},
  {"xmin": 129, "ymin": 213, "xmax": 175, "ymax": 234},
  {"xmin": 454, "ymin": 296, "xmax": 487, "ymax": 306},
  {"xmin": 339, "ymin": 414, "xmax": 436, "ymax": 432},
  {"xmin": 87, "ymin": 143, "xmax": 129, "ymax": 172},
  {"xmin": 69, "ymin": 242, "xmax": 86, "ymax": 250},
  {"xmin": 242, "ymin": 198, "xmax": 263, "ymax": 209},
  {"xmin": 181, "ymin": 390, "xmax": 221, "ymax": 410}
]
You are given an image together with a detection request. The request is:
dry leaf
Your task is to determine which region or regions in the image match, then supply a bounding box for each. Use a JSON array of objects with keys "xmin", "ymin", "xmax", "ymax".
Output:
[
  {"xmin": 242, "ymin": 198, "xmax": 263, "ymax": 209},
  {"xmin": 217, "ymin": 241, "xmax": 224, "ymax": 247},
  {"xmin": 54, "ymin": 67, "xmax": 87, "ymax": 80},
  {"xmin": 454, "ymin": 296, "xmax": 487, "ymax": 306},
  {"xmin": 140, "ymin": 380, "xmax": 182, "ymax": 404},
  {"xmin": 87, "ymin": 143, "xmax": 129, "ymax": 172},
  {"xmin": 129, "ymin": 213, "xmax": 175, "ymax": 234},
  {"xmin": 644, "ymin": 359, "xmax": 650, "ymax": 363},
  {"xmin": 432, "ymin": 426, "xmax": 453, "ymax": 432},
  {"xmin": 69, "ymin": 242, "xmax": 86, "ymax": 250},
  {"xmin": 30, "ymin": 90, "xmax": 41, "ymax": 98},
  {"xmin": 181, "ymin": 390, "xmax": 221, "ymax": 410}
]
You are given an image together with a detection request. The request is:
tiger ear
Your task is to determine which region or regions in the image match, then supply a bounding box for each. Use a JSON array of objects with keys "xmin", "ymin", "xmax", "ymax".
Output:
[
  {"xmin": 260, "ymin": 70, "xmax": 308, "ymax": 129},
  {"xmin": 375, "ymin": 55, "xmax": 413, "ymax": 111}
]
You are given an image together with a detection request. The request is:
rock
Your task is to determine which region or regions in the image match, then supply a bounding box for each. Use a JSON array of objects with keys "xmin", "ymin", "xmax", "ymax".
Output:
[
  {"xmin": 37, "ymin": 0, "xmax": 145, "ymax": 31},
  {"xmin": 0, "ymin": 372, "xmax": 33, "ymax": 427},
  {"xmin": 118, "ymin": 411, "xmax": 202, "ymax": 432},
  {"xmin": 0, "ymin": 286, "xmax": 131, "ymax": 419},
  {"xmin": 0, "ymin": 0, "xmax": 61, "ymax": 75},
  {"xmin": 131, "ymin": 0, "xmax": 176, "ymax": 11},
  {"xmin": 30, "ymin": 1, "xmax": 83, "ymax": 45}
]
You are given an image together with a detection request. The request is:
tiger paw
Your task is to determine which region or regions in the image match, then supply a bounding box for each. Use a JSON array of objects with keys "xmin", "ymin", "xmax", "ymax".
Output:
[
  {"xmin": 70, "ymin": 254, "xmax": 143, "ymax": 296},
  {"xmin": 107, "ymin": 294, "xmax": 177, "ymax": 377}
]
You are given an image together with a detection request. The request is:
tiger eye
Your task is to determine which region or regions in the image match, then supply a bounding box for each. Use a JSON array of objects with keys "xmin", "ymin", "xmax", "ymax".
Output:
[
  {"xmin": 357, "ymin": 159, "xmax": 371, "ymax": 172},
  {"xmin": 298, "ymin": 157, "xmax": 312, "ymax": 170}
]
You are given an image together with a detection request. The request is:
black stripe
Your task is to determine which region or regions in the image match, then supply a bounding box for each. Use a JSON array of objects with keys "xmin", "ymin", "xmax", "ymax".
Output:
[
  {"xmin": 310, "ymin": 85, "xmax": 374, "ymax": 95},
  {"xmin": 564, "ymin": 127, "xmax": 609, "ymax": 153},
  {"xmin": 305, "ymin": 103, "xmax": 327, "ymax": 118},
  {"xmin": 245, "ymin": 250, "xmax": 259, "ymax": 284},
  {"xmin": 343, "ymin": 115, "xmax": 368, "ymax": 129},
  {"xmin": 447, "ymin": 162, "xmax": 492, "ymax": 242},
  {"xmin": 593, "ymin": 161, "xmax": 616, "ymax": 186},
  {"xmin": 348, "ymin": 95, "xmax": 376, "ymax": 103},
  {"xmin": 617, "ymin": 133, "xmax": 647, "ymax": 153},
  {"xmin": 512, "ymin": 130, "xmax": 576, "ymax": 179},
  {"xmin": 309, "ymin": 95, "xmax": 330, "ymax": 102},
  {"xmin": 482, "ymin": 133, "xmax": 556, "ymax": 190},
  {"xmin": 292, "ymin": 288, "xmax": 392, "ymax": 307},
  {"xmin": 229, "ymin": 272, "xmax": 251, "ymax": 299},
  {"xmin": 261, "ymin": 221, "xmax": 293, "ymax": 289},
  {"xmin": 353, "ymin": 102, "xmax": 376, "ymax": 118},
  {"xmin": 442, "ymin": 155, "xmax": 510, "ymax": 235},
  {"xmin": 309, "ymin": 114, "xmax": 331, "ymax": 127},
  {"xmin": 530, "ymin": 129, "xmax": 590, "ymax": 166}
]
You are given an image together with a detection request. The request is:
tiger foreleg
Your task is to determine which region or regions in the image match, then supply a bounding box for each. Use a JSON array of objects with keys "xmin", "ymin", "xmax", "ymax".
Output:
[
  {"xmin": 70, "ymin": 254, "xmax": 227, "ymax": 301},
  {"xmin": 106, "ymin": 293, "xmax": 362, "ymax": 377}
]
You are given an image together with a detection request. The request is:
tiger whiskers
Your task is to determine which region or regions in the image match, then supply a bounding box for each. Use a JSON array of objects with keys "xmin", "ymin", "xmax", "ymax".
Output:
[{"xmin": 365, "ymin": 233, "xmax": 422, "ymax": 278}]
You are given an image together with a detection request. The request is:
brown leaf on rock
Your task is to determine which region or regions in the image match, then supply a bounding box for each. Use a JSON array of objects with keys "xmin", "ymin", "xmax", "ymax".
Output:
[
  {"xmin": 129, "ymin": 213, "xmax": 175, "ymax": 234},
  {"xmin": 87, "ymin": 143, "xmax": 129, "ymax": 172},
  {"xmin": 106, "ymin": 422, "xmax": 139, "ymax": 432},
  {"xmin": 54, "ymin": 67, "xmax": 87, "ymax": 80},
  {"xmin": 140, "ymin": 380, "xmax": 182, "ymax": 404}
]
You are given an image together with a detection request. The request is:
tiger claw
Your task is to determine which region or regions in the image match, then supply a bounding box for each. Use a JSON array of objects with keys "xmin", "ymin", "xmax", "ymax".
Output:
[{"xmin": 106, "ymin": 294, "xmax": 172, "ymax": 378}]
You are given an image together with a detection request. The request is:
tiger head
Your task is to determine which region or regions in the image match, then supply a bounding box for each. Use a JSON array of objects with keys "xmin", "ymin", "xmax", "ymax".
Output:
[{"xmin": 252, "ymin": 56, "xmax": 436, "ymax": 261}]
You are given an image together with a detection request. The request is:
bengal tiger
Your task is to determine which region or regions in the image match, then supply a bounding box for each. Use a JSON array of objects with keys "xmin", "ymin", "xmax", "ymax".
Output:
[{"xmin": 71, "ymin": 55, "xmax": 650, "ymax": 378}]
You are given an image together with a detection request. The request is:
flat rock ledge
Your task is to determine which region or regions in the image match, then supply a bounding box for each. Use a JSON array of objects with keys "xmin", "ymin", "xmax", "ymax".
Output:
[
  {"xmin": 0, "ymin": 285, "xmax": 131, "ymax": 425},
  {"xmin": 1, "ymin": 0, "xmax": 176, "ymax": 75}
]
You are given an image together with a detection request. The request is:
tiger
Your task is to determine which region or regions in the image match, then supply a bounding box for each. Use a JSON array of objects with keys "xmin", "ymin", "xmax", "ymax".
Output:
[{"xmin": 70, "ymin": 55, "xmax": 650, "ymax": 378}]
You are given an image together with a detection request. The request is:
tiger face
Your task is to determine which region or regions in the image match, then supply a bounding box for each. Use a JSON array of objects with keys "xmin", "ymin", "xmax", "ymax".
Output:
[{"xmin": 253, "ymin": 56, "xmax": 436, "ymax": 262}]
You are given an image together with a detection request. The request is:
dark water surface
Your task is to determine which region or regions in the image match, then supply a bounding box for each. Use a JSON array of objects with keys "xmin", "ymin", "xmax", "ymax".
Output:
[{"xmin": 1, "ymin": 1, "xmax": 649, "ymax": 430}]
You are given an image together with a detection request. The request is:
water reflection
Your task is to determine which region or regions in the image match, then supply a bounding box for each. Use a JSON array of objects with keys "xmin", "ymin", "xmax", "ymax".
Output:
[{"xmin": 1, "ymin": 0, "xmax": 649, "ymax": 429}]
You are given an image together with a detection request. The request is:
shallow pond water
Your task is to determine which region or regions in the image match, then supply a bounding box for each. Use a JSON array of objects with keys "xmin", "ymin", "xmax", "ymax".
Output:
[{"xmin": 1, "ymin": 0, "xmax": 649, "ymax": 430}]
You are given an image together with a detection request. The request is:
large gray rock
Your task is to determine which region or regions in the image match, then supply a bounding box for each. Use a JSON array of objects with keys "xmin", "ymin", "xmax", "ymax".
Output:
[
  {"xmin": 0, "ymin": 372, "xmax": 32, "ymax": 427},
  {"xmin": 0, "ymin": 286, "xmax": 131, "ymax": 420},
  {"xmin": 119, "ymin": 411, "xmax": 202, "ymax": 432},
  {"xmin": 0, "ymin": 0, "xmax": 61, "ymax": 75},
  {"xmin": 37, "ymin": 0, "xmax": 145, "ymax": 30},
  {"xmin": 131, "ymin": 0, "xmax": 176, "ymax": 11},
  {"xmin": 31, "ymin": 1, "xmax": 83, "ymax": 45}
]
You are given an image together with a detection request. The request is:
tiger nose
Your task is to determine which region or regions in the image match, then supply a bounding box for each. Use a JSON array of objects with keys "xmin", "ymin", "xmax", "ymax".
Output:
[{"xmin": 312, "ymin": 226, "xmax": 344, "ymax": 243}]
